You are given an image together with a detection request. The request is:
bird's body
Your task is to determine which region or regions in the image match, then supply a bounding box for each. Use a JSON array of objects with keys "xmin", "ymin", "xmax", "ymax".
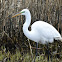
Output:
[
  {"xmin": 30, "ymin": 21, "xmax": 61, "ymax": 44},
  {"xmin": 21, "ymin": 9, "xmax": 61, "ymax": 44}
]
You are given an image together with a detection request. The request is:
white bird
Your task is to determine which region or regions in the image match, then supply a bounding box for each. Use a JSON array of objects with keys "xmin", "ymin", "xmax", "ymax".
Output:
[
  {"xmin": 12, "ymin": 9, "xmax": 62, "ymax": 44},
  {"xmin": 12, "ymin": 9, "xmax": 62, "ymax": 62}
]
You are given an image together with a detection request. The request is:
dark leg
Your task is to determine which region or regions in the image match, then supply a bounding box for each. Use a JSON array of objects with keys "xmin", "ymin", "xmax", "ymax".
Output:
[
  {"xmin": 47, "ymin": 43, "xmax": 53, "ymax": 62},
  {"xmin": 47, "ymin": 43, "xmax": 49, "ymax": 62},
  {"xmin": 36, "ymin": 42, "xmax": 38, "ymax": 56},
  {"xmin": 50, "ymin": 44, "xmax": 52, "ymax": 62},
  {"xmin": 34, "ymin": 42, "xmax": 38, "ymax": 62}
]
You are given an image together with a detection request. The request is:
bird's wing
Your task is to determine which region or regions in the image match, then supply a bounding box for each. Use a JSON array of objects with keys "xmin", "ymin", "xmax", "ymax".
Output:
[{"xmin": 31, "ymin": 21, "xmax": 61, "ymax": 39}]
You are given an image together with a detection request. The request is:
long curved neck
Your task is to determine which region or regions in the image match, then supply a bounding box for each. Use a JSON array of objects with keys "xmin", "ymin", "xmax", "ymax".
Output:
[
  {"xmin": 23, "ymin": 12, "xmax": 31, "ymax": 39},
  {"xmin": 25, "ymin": 13, "xmax": 31, "ymax": 27}
]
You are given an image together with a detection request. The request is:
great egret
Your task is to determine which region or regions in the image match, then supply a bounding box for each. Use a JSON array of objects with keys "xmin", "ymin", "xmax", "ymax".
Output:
[{"xmin": 12, "ymin": 9, "xmax": 62, "ymax": 62}]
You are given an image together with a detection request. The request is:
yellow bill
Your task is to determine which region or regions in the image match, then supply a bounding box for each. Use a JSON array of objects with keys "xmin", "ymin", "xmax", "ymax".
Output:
[{"xmin": 12, "ymin": 13, "xmax": 21, "ymax": 18}]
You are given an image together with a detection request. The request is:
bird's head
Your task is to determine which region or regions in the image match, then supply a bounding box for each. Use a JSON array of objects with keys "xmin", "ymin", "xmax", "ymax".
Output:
[{"xmin": 12, "ymin": 9, "xmax": 30, "ymax": 18}]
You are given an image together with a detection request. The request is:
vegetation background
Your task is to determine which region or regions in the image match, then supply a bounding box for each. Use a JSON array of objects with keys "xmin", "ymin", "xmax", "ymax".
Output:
[{"xmin": 0, "ymin": 0, "xmax": 62, "ymax": 62}]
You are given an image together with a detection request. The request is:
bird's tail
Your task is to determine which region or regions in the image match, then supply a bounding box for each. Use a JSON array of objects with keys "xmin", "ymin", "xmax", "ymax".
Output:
[
  {"xmin": 55, "ymin": 37, "xmax": 62, "ymax": 42},
  {"xmin": 60, "ymin": 37, "xmax": 62, "ymax": 42},
  {"xmin": 58, "ymin": 37, "xmax": 62, "ymax": 42}
]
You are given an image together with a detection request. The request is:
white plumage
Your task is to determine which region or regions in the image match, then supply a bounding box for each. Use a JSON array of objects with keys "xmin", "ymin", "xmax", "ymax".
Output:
[
  {"xmin": 30, "ymin": 21, "xmax": 61, "ymax": 44},
  {"xmin": 12, "ymin": 9, "xmax": 62, "ymax": 44}
]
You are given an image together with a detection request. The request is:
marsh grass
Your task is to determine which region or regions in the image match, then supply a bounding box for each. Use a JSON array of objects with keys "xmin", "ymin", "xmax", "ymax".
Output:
[{"xmin": 0, "ymin": 46, "xmax": 62, "ymax": 62}]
